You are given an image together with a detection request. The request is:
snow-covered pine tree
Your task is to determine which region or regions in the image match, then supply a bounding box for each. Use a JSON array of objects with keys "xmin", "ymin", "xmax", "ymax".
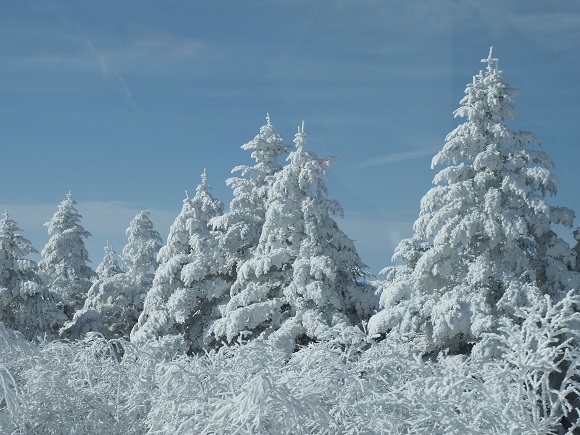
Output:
[
  {"xmin": 121, "ymin": 210, "xmax": 163, "ymax": 295},
  {"xmin": 368, "ymin": 48, "xmax": 580, "ymax": 354},
  {"xmin": 209, "ymin": 123, "xmax": 375, "ymax": 352},
  {"xmin": 211, "ymin": 114, "xmax": 290, "ymax": 275},
  {"xmin": 0, "ymin": 211, "xmax": 66, "ymax": 339},
  {"xmin": 61, "ymin": 213, "xmax": 162, "ymax": 340},
  {"xmin": 40, "ymin": 193, "xmax": 95, "ymax": 318},
  {"xmin": 131, "ymin": 172, "xmax": 230, "ymax": 351},
  {"xmin": 60, "ymin": 244, "xmax": 133, "ymax": 339},
  {"xmin": 96, "ymin": 243, "xmax": 124, "ymax": 280}
]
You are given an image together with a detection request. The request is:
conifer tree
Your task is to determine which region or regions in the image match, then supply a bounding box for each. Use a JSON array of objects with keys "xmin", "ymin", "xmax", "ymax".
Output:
[
  {"xmin": 211, "ymin": 114, "xmax": 290, "ymax": 274},
  {"xmin": 132, "ymin": 172, "xmax": 230, "ymax": 351},
  {"xmin": 96, "ymin": 244, "xmax": 124, "ymax": 280},
  {"xmin": 210, "ymin": 123, "xmax": 374, "ymax": 351},
  {"xmin": 121, "ymin": 210, "xmax": 162, "ymax": 294},
  {"xmin": 40, "ymin": 193, "xmax": 95, "ymax": 318},
  {"xmin": 61, "ymin": 244, "xmax": 127, "ymax": 339},
  {"xmin": 62, "ymin": 213, "xmax": 162, "ymax": 340},
  {"xmin": 0, "ymin": 211, "xmax": 66, "ymax": 338},
  {"xmin": 368, "ymin": 48, "xmax": 579, "ymax": 353}
]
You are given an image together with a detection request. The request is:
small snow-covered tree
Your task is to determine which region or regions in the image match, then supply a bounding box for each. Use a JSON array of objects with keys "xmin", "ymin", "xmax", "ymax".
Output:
[
  {"xmin": 96, "ymin": 244, "xmax": 124, "ymax": 280},
  {"xmin": 211, "ymin": 114, "xmax": 290, "ymax": 274},
  {"xmin": 210, "ymin": 123, "xmax": 375, "ymax": 351},
  {"xmin": 40, "ymin": 192, "xmax": 95, "ymax": 318},
  {"xmin": 62, "ymin": 213, "xmax": 162, "ymax": 340},
  {"xmin": 61, "ymin": 244, "xmax": 133, "ymax": 339},
  {"xmin": 0, "ymin": 211, "xmax": 66, "ymax": 338},
  {"xmin": 132, "ymin": 172, "xmax": 230, "ymax": 351},
  {"xmin": 369, "ymin": 48, "xmax": 580, "ymax": 353},
  {"xmin": 121, "ymin": 210, "xmax": 162, "ymax": 292}
]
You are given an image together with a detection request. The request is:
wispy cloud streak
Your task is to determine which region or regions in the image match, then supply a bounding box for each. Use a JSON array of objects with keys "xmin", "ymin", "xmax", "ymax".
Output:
[
  {"xmin": 353, "ymin": 146, "xmax": 439, "ymax": 169},
  {"xmin": 86, "ymin": 39, "xmax": 137, "ymax": 109}
]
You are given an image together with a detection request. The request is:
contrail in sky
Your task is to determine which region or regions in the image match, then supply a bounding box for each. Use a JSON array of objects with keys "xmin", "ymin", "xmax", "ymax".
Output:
[{"xmin": 86, "ymin": 39, "xmax": 138, "ymax": 110}]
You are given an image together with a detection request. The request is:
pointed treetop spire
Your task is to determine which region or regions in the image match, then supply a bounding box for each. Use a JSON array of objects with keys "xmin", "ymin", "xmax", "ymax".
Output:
[
  {"xmin": 298, "ymin": 120, "xmax": 305, "ymax": 134},
  {"xmin": 2, "ymin": 209, "xmax": 8, "ymax": 220},
  {"xmin": 66, "ymin": 191, "xmax": 72, "ymax": 201},
  {"xmin": 185, "ymin": 190, "xmax": 189, "ymax": 200},
  {"xmin": 481, "ymin": 46, "xmax": 499, "ymax": 71},
  {"xmin": 266, "ymin": 112, "xmax": 271, "ymax": 126},
  {"xmin": 201, "ymin": 168, "xmax": 208, "ymax": 185}
]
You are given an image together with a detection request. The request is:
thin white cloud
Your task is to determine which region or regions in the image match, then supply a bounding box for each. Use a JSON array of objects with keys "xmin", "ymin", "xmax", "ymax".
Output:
[{"xmin": 353, "ymin": 146, "xmax": 439, "ymax": 170}]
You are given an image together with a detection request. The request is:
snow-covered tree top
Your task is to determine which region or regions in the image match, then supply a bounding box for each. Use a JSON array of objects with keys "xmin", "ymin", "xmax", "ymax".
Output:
[
  {"xmin": 232, "ymin": 114, "xmax": 290, "ymax": 185},
  {"xmin": 44, "ymin": 192, "xmax": 91, "ymax": 238},
  {"xmin": 121, "ymin": 210, "xmax": 162, "ymax": 279},
  {"xmin": 191, "ymin": 170, "xmax": 224, "ymax": 228},
  {"xmin": 481, "ymin": 46, "xmax": 499, "ymax": 72},
  {"xmin": 96, "ymin": 244, "xmax": 124, "ymax": 280},
  {"xmin": 0, "ymin": 210, "xmax": 38, "ymax": 259},
  {"xmin": 239, "ymin": 114, "xmax": 288, "ymax": 164}
]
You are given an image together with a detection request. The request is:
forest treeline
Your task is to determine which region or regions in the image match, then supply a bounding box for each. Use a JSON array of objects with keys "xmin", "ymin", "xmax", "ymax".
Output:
[{"xmin": 1, "ymin": 49, "xmax": 579, "ymax": 433}]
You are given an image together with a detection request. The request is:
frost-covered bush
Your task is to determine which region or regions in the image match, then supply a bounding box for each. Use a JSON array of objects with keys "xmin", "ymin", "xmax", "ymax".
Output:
[
  {"xmin": 2, "ymin": 305, "xmax": 579, "ymax": 434},
  {"xmin": 359, "ymin": 290, "xmax": 580, "ymax": 434},
  {"xmin": 369, "ymin": 48, "xmax": 580, "ymax": 353},
  {"xmin": 0, "ymin": 326, "xmax": 155, "ymax": 434}
]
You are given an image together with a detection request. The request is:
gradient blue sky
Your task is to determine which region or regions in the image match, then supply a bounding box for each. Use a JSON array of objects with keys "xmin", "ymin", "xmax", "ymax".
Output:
[{"xmin": 1, "ymin": 0, "xmax": 579, "ymax": 275}]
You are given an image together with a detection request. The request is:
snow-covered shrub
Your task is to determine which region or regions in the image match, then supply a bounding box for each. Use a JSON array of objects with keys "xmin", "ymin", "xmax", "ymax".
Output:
[{"xmin": 0, "ymin": 329, "xmax": 156, "ymax": 434}]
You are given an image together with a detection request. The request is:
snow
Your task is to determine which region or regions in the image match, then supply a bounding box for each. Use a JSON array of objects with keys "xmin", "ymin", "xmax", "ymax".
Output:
[{"xmin": 0, "ymin": 49, "xmax": 579, "ymax": 433}]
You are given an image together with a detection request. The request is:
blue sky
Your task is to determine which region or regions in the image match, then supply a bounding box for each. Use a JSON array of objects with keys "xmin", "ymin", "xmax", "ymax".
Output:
[{"xmin": 1, "ymin": 0, "xmax": 579, "ymax": 275}]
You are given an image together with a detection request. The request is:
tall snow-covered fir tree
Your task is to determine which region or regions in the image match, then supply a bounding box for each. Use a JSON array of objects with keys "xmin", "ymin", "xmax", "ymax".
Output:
[
  {"xmin": 40, "ymin": 193, "xmax": 95, "ymax": 318},
  {"xmin": 131, "ymin": 172, "xmax": 230, "ymax": 351},
  {"xmin": 209, "ymin": 123, "xmax": 375, "ymax": 352},
  {"xmin": 368, "ymin": 48, "xmax": 580, "ymax": 354},
  {"xmin": 210, "ymin": 114, "xmax": 290, "ymax": 274},
  {"xmin": 0, "ymin": 211, "xmax": 66, "ymax": 339}
]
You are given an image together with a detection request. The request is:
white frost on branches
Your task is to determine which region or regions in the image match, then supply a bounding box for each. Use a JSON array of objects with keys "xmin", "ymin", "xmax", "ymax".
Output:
[
  {"xmin": 40, "ymin": 193, "xmax": 95, "ymax": 318},
  {"xmin": 369, "ymin": 48, "xmax": 580, "ymax": 353},
  {"xmin": 210, "ymin": 123, "xmax": 376, "ymax": 351},
  {"xmin": 211, "ymin": 114, "xmax": 290, "ymax": 274},
  {"xmin": 0, "ymin": 211, "xmax": 66, "ymax": 339},
  {"xmin": 132, "ymin": 172, "xmax": 230, "ymax": 351}
]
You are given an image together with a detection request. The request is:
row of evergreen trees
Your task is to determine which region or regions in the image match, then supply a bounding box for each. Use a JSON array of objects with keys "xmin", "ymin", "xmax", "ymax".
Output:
[
  {"xmin": 2, "ymin": 48, "xmax": 580, "ymax": 359},
  {"xmin": 0, "ymin": 202, "xmax": 162, "ymax": 340},
  {"xmin": 0, "ymin": 115, "xmax": 376, "ymax": 352}
]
